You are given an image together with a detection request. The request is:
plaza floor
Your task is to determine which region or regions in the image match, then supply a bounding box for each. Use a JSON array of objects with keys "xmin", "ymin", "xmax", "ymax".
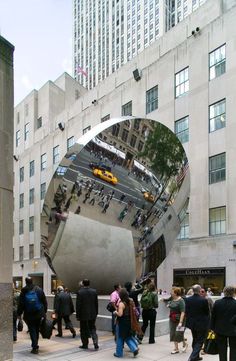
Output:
[{"xmin": 13, "ymin": 327, "xmax": 219, "ymax": 361}]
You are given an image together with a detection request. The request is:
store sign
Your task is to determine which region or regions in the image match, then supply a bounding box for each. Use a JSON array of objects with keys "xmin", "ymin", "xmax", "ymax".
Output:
[{"xmin": 174, "ymin": 267, "xmax": 225, "ymax": 277}]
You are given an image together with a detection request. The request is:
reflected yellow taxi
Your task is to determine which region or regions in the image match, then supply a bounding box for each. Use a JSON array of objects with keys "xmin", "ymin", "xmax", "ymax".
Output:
[
  {"xmin": 143, "ymin": 192, "xmax": 155, "ymax": 203},
  {"xmin": 93, "ymin": 168, "xmax": 118, "ymax": 185}
]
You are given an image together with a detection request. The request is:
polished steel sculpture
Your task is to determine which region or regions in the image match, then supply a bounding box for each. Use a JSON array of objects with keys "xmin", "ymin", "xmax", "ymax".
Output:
[{"xmin": 41, "ymin": 117, "xmax": 189, "ymax": 293}]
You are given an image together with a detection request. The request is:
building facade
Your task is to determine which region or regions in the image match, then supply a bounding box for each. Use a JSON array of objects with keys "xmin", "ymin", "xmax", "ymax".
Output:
[
  {"xmin": 0, "ymin": 35, "xmax": 14, "ymax": 361},
  {"xmin": 73, "ymin": 0, "xmax": 207, "ymax": 89},
  {"xmin": 14, "ymin": 0, "xmax": 236, "ymax": 294}
]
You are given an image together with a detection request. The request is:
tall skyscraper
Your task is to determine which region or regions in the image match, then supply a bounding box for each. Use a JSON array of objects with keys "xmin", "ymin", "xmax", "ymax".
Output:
[{"xmin": 73, "ymin": 0, "xmax": 207, "ymax": 89}]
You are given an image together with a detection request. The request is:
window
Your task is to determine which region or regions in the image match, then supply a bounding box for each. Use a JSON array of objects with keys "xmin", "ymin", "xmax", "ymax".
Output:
[
  {"xmin": 146, "ymin": 85, "xmax": 158, "ymax": 113},
  {"xmin": 29, "ymin": 216, "xmax": 34, "ymax": 232},
  {"xmin": 121, "ymin": 129, "xmax": 129, "ymax": 142},
  {"xmin": 175, "ymin": 67, "xmax": 189, "ymax": 98},
  {"xmin": 209, "ymin": 99, "xmax": 226, "ymax": 132},
  {"xmin": 67, "ymin": 136, "xmax": 75, "ymax": 150},
  {"xmin": 24, "ymin": 123, "xmax": 29, "ymax": 141},
  {"xmin": 138, "ymin": 140, "xmax": 144, "ymax": 152},
  {"xmin": 83, "ymin": 126, "xmax": 91, "ymax": 134},
  {"xmin": 19, "ymin": 246, "xmax": 24, "ymax": 261},
  {"xmin": 41, "ymin": 153, "xmax": 46, "ymax": 171},
  {"xmin": 29, "ymin": 244, "xmax": 34, "ymax": 259},
  {"xmin": 175, "ymin": 116, "xmax": 189, "ymax": 143},
  {"xmin": 209, "ymin": 44, "xmax": 226, "ymax": 80},
  {"xmin": 37, "ymin": 116, "xmax": 42, "ymax": 129},
  {"xmin": 24, "ymin": 103, "xmax": 29, "ymax": 117},
  {"xmin": 19, "ymin": 193, "xmax": 24, "ymax": 208},
  {"xmin": 29, "ymin": 160, "xmax": 35, "ymax": 177},
  {"xmin": 53, "ymin": 146, "xmax": 60, "ymax": 164},
  {"xmin": 209, "ymin": 153, "xmax": 226, "ymax": 184},
  {"xmin": 112, "ymin": 124, "xmax": 120, "ymax": 137},
  {"xmin": 101, "ymin": 114, "xmax": 110, "ymax": 122},
  {"xmin": 19, "ymin": 167, "xmax": 24, "ymax": 182},
  {"xmin": 134, "ymin": 119, "xmax": 140, "ymax": 131},
  {"xmin": 178, "ymin": 214, "xmax": 189, "ymax": 239},
  {"xmin": 41, "ymin": 182, "xmax": 46, "ymax": 200},
  {"xmin": 19, "ymin": 220, "xmax": 24, "ymax": 235},
  {"xmin": 16, "ymin": 130, "xmax": 20, "ymax": 147},
  {"xmin": 209, "ymin": 206, "xmax": 226, "ymax": 235},
  {"xmin": 29, "ymin": 188, "xmax": 35, "ymax": 204},
  {"xmin": 130, "ymin": 134, "xmax": 137, "ymax": 148},
  {"xmin": 122, "ymin": 101, "xmax": 132, "ymax": 116}
]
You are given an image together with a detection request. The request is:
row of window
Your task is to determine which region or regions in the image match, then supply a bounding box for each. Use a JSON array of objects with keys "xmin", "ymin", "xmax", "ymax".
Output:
[
  {"xmin": 19, "ymin": 216, "xmax": 34, "ymax": 235},
  {"xmin": 19, "ymin": 183, "xmax": 46, "ymax": 208},
  {"xmin": 179, "ymin": 205, "xmax": 226, "ymax": 239}
]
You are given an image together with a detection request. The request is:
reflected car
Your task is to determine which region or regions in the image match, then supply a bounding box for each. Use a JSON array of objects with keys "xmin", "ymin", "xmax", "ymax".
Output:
[
  {"xmin": 93, "ymin": 168, "xmax": 118, "ymax": 185},
  {"xmin": 89, "ymin": 162, "xmax": 112, "ymax": 172},
  {"xmin": 143, "ymin": 192, "xmax": 155, "ymax": 203}
]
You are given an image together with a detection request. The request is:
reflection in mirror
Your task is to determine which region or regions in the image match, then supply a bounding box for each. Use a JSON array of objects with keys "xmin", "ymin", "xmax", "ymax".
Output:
[{"xmin": 41, "ymin": 117, "xmax": 189, "ymax": 293}]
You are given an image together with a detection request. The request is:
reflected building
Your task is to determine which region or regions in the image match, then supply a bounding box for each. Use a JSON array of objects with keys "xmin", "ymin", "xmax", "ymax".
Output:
[{"xmin": 13, "ymin": 0, "xmax": 236, "ymax": 295}]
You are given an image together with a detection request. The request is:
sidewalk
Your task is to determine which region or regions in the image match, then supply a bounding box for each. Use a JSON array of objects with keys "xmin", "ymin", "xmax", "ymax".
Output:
[{"xmin": 14, "ymin": 327, "xmax": 219, "ymax": 361}]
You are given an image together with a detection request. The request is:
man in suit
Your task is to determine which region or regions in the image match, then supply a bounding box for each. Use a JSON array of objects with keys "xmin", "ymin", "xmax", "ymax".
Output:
[
  {"xmin": 76, "ymin": 279, "xmax": 99, "ymax": 350},
  {"xmin": 185, "ymin": 284, "xmax": 210, "ymax": 361},
  {"xmin": 54, "ymin": 286, "xmax": 76, "ymax": 338},
  {"xmin": 211, "ymin": 285, "xmax": 236, "ymax": 361}
]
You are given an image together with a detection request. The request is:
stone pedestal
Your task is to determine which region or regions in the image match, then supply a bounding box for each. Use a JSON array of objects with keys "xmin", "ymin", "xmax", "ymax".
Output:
[{"xmin": 0, "ymin": 35, "xmax": 14, "ymax": 361}]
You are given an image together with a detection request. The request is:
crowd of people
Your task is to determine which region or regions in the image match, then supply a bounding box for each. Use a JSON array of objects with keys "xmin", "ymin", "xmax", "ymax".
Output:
[{"xmin": 13, "ymin": 277, "xmax": 236, "ymax": 360}]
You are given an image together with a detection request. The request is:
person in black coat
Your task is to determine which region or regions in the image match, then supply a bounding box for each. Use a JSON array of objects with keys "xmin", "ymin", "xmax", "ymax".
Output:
[
  {"xmin": 185, "ymin": 284, "xmax": 210, "ymax": 361},
  {"xmin": 54, "ymin": 286, "xmax": 76, "ymax": 338},
  {"xmin": 76, "ymin": 279, "xmax": 99, "ymax": 350},
  {"xmin": 17, "ymin": 277, "xmax": 47, "ymax": 354},
  {"xmin": 211, "ymin": 285, "xmax": 236, "ymax": 361}
]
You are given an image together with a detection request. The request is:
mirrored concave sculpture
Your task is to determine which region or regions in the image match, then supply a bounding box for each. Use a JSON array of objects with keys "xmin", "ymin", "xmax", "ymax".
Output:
[{"xmin": 41, "ymin": 117, "xmax": 189, "ymax": 293}]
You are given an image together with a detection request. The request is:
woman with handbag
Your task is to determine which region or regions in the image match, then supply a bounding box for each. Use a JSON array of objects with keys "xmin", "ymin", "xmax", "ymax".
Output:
[
  {"xmin": 113, "ymin": 288, "xmax": 140, "ymax": 358},
  {"xmin": 210, "ymin": 285, "xmax": 236, "ymax": 361},
  {"xmin": 168, "ymin": 287, "xmax": 187, "ymax": 354}
]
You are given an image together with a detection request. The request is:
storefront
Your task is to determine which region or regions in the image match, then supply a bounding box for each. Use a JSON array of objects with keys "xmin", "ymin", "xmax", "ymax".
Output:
[{"xmin": 173, "ymin": 267, "xmax": 226, "ymax": 295}]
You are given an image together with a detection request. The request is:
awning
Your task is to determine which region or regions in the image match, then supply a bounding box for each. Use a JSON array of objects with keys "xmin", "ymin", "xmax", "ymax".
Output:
[{"xmin": 92, "ymin": 137, "xmax": 126, "ymax": 159}]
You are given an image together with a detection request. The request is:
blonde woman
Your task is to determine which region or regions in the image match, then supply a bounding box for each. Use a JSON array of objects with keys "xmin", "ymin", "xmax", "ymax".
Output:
[{"xmin": 168, "ymin": 287, "xmax": 187, "ymax": 354}]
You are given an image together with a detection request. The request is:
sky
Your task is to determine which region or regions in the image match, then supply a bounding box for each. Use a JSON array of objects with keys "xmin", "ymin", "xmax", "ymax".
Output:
[{"xmin": 0, "ymin": 0, "xmax": 73, "ymax": 105}]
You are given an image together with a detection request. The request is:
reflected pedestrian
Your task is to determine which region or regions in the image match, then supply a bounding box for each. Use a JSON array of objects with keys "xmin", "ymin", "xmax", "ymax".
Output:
[
  {"xmin": 118, "ymin": 209, "xmax": 128, "ymax": 222},
  {"xmin": 102, "ymin": 201, "xmax": 110, "ymax": 213}
]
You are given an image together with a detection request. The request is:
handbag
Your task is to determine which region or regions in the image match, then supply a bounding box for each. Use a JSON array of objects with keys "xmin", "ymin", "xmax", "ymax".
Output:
[
  {"xmin": 169, "ymin": 311, "xmax": 180, "ymax": 323},
  {"xmin": 39, "ymin": 318, "xmax": 53, "ymax": 339},
  {"xmin": 17, "ymin": 319, "xmax": 23, "ymax": 332},
  {"xmin": 203, "ymin": 331, "xmax": 218, "ymax": 355},
  {"xmin": 106, "ymin": 302, "xmax": 115, "ymax": 313}
]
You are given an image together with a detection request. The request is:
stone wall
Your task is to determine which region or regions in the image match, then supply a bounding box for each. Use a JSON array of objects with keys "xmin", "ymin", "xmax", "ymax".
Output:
[{"xmin": 0, "ymin": 35, "xmax": 14, "ymax": 361}]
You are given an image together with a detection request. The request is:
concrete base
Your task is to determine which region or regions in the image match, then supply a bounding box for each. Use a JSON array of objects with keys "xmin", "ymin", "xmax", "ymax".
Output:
[{"xmin": 0, "ymin": 283, "xmax": 13, "ymax": 361}]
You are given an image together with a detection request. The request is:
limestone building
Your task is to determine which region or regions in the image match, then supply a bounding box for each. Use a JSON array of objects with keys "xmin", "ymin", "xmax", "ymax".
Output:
[
  {"xmin": 0, "ymin": 35, "xmax": 14, "ymax": 361},
  {"xmin": 73, "ymin": 0, "xmax": 207, "ymax": 89},
  {"xmin": 14, "ymin": 0, "xmax": 236, "ymax": 294}
]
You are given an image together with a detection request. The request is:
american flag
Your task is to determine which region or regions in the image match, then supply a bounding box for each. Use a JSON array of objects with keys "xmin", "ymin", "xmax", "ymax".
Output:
[
  {"xmin": 77, "ymin": 65, "xmax": 88, "ymax": 77},
  {"xmin": 176, "ymin": 159, "xmax": 189, "ymax": 185}
]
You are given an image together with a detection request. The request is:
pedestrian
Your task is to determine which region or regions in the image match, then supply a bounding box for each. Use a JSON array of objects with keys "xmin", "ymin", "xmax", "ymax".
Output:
[
  {"xmin": 185, "ymin": 284, "xmax": 210, "ymax": 361},
  {"xmin": 76, "ymin": 279, "xmax": 99, "ymax": 350},
  {"xmin": 17, "ymin": 277, "xmax": 47, "ymax": 354},
  {"xmin": 99, "ymin": 185, "xmax": 104, "ymax": 196},
  {"xmin": 13, "ymin": 284, "xmax": 20, "ymax": 341},
  {"xmin": 139, "ymin": 282, "xmax": 159, "ymax": 344},
  {"xmin": 64, "ymin": 196, "xmax": 72, "ymax": 211},
  {"xmin": 118, "ymin": 209, "xmax": 128, "ymax": 222},
  {"xmin": 54, "ymin": 286, "xmax": 76, "ymax": 338},
  {"xmin": 89, "ymin": 194, "xmax": 96, "ymax": 205},
  {"xmin": 167, "ymin": 287, "xmax": 187, "ymax": 354},
  {"xmin": 113, "ymin": 288, "xmax": 139, "ymax": 358},
  {"xmin": 102, "ymin": 201, "xmax": 110, "ymax": 213},
  {"xmin": 83, "ymin": 191, "xmax": 90, "ymax": 204},
  {"xmin": 124, "ymin": 281, "xmax": 143, "ymax": 320},
  {"xmin": 110, "ymin": 284, "xmax": 121, "ymax": 335},
  {"xmin": 211, "ymin": 285, "xmax": 236, "ymax": 361},
  {"xmin": 119, "ymin": 194, "xmax": 126, "ymax": 203},
  {"xmin": 75, "ymin": 205, "xmax": 81, "ymax": 214}
]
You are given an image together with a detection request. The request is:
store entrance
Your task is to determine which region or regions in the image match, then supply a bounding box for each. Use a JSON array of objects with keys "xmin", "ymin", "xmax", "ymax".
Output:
[{"xmin": 173, "ymin": 267, "xmax": 225, "ymax": 295}]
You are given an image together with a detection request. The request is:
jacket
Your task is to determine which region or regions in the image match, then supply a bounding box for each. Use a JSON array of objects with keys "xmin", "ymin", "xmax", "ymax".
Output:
[
  {"xmin": 211, "ymin": 297, "xmax": 236, "ymax": 336},
  {"xmin": 17, "ymin": 284, "xmax": 47, "ymax": 321},
  {"xmin": 55, "ymin": 291, "xmax": 75, "ymax": 317},
  {"xmin": 76, "ymin": 287, "xmax": 98, "ymax": 321},
  {"xmin": 185, "ymin": 294, "xmax": 209, "ymax": 331}
]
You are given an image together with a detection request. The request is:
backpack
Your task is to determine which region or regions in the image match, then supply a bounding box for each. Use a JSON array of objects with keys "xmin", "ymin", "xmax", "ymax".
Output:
[
  {"xmin": 25, "ymin": 287, "xmax": 42, "ymax": 312},
  {"xmin": 141, "ymin": 291, "xmax": 155, "ymax": 309}
]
